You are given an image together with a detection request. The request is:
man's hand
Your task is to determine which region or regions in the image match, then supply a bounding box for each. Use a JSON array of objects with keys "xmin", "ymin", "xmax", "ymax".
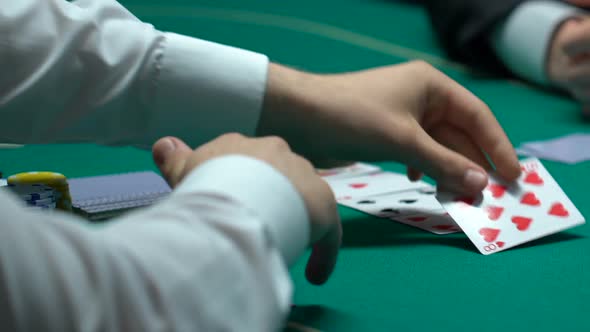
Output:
[
  {"xmin": 152, "ymin": 134, "xmax": 341, "ymax": 285},
  {"xmin": 566, "ymin": 0, "xmax": 590, "ymax": 7},
  {"xmin": 258, "ymin": 61, "xmax": 521, "ymax": 195},
  {"xmin": 547, "ymin": 16, "xmax": 590, "ymax": 116}
]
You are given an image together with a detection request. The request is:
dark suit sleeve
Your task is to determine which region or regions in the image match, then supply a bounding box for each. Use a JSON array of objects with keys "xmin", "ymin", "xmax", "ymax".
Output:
[{"xmin": 423, "ymin": 0, "xmax": 527, "ymax": 71}]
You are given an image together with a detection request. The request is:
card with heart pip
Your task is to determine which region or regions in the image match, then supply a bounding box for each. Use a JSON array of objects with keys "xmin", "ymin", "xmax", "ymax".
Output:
[
  {"xmin": 340, "ymin": 186, "xmax": 440, "ymax": 217},
  {"xmin": 326, "ymin": 171, "xmax": 431, "ymax": 202},
  {"xmin": 437, "ymin": 158, "xmax": 585, "ymax": 255},
  {"xmin": 393, "ymin": 211, "xmax": 461, "ymax": 235},
  {"xmin": 317, "ymin": 162, "xmax": 381, "ymax": 180},
  {"xmin": 339, "ymin": 187, "xmax": 461, "ymax": 234}
]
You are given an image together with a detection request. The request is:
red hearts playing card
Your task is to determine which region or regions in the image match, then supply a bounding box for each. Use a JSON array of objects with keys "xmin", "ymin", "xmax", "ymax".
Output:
[
  {"xmin": 487, "ymin": 184, "xmax": 507, "ymax": 198},
  {"xmin": 486, "ymin": 206, "xmax": 504, "ymax": 221},
  {"xmin": 438, "ymin": 158, "xmax": 584, "ymax": 255},
  {"xmin": 520, "ymin": 192, "xmax": 541, "ymax": 206},
  {"xmin": 326, "ymin": 172, "xmax": 430, "ymax": 202},
  {"xmin": 479, "ymin": 228, "xmax": 500, "ymax": 242}
]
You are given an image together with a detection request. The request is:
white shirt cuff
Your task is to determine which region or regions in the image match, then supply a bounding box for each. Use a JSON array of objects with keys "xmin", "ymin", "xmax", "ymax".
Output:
[
  {"xmin": 144, "ymin": 33, "xmax": 269, "ymax": 145},
  {"xmin": 492, "ymin": 1, "xmax": 580, "ymax": 85},
  {"xmin": 174, "ymin": 155, "xmax": 310, "ymax": 266}
]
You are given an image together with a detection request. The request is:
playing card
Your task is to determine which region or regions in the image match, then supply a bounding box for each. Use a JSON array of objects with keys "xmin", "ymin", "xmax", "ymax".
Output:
[
  {"xmin": 340, "ymin": 186, "xmax": 440, "ymax": 217},
  {"xmin": 438, "ymin": 158, "xmax": 585, "ymax": 255},
  {"xmin": 326, "ymin": 171, "xmax": 430, "ymax": 201},
  {"xmin": 339, "ymin": 187, "xmax": 461, "ymax": 234},
  {"xmin": 516, "ymin": 133, "xmax": 590, "ymax": 164},
  {"xmin": 317, "ymin": 162, "xmax": 381, "ymax": 180},
  {"xmin": 393, "ymin": 210, "xmax": 461, "ymax": 235}
]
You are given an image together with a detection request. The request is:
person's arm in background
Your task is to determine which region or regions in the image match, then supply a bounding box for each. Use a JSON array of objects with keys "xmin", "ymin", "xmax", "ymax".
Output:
[
  {"xmin": 422, "ymin": 0, "xmax": 525, "ymax": 72},
  {"xmin": 424, "ymin": 0, "xmax": 590, "ymax": 115},
  {"xmin": 493, "ymin": 0, "xmax": 590, "ymax": 116}
]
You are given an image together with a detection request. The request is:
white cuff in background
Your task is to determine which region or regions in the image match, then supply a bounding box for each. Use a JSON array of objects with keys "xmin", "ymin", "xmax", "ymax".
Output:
[
  {"xmin": 492, "ymin": 1, "xmax": 581, "ymax": 85},
  {"xmin": 174, "ymin": 155, "xmax": 310, "ymax": 266},
  {"xmin": 146, "ymin": 32, "xmax": 269, "ymax": 145}
]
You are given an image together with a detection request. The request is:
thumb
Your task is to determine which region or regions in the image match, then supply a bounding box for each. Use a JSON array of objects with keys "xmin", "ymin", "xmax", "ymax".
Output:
[
  {"xmin": 152, "ymin": 136, "xmax": 193, "ymax": 188},
  {"xmin": 412, "ymin": 130, "xmax": 488, "ymax": 195},
  {"xmin": 305, "ymin": 220, "xmax": 342, "ymax": 285}
]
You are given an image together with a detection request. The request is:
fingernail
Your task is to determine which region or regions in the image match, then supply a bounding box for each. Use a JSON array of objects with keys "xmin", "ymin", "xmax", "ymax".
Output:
[
  {"xmin": 154, "ymin": 138, "xmax": 176, "ymax": 165},
  {"xmin": 463, "ymin": 169, "xmax": 488, "ymax": 190}
]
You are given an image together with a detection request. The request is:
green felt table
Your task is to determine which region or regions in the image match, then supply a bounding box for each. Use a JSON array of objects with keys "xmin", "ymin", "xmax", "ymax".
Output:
[{"xmin": 1, "ymin": 1, "xmax": 589, "ymax": 331}]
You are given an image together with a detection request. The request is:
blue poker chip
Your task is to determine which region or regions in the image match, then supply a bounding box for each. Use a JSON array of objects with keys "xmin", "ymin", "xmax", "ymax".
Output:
[
  {"xmin": 28, "ymin": 203, "xmax": 57, "ymax": 210},
  {"xmin": 25, "ymin": 197, "xmax": 57, "ymax": 206},
  {"xmin": 20, "ymin": 191, "xmax": 56, "ymax": 200},
  {"xmin": 7, "ymin": 183, "xmax": 56, "ymax": 198}
]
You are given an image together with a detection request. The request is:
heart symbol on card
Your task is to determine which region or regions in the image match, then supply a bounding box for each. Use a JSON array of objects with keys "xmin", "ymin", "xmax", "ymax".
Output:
[
  {"xmin": 511, "ymin": 216, "xmax": 532, "ymax": 231},
  {"xmin": 524, "ymin": 172, "xmax": 543, "ymax": 185},
  {"xmin": 496, "ymin": 241, "xmax": 505, "ymax": 248},
  {"xmin": 433, "ymin": 225, "xmax": 454, "ymax": 230},
  {"xmin": 455, "ymin": 196, "xmax": 475, "ymax": 205},
  {"xmin": 407, "ymin": 216, "xmax": 427, "ymax": 222},
  {"xmin": 520, "ymin": 192, "xmax": 541, "ymax": 206},
  {"xmin": 349, "ymin": 183, "xmax": 367, "ymax": 189},
  {"xmin": 479, "ymin": 228, "xmax": 501, "ymax": 243},
  {"xmin": 549, "ymin": 203, "xmax": 569, "ymax": 217},
  {"xmin": 487, "ymin": 184, "xmax": 507, "ymax": 198},
  {"xmin": 486, "ymin": 206, "xmax": 504, "ymax": 221}
]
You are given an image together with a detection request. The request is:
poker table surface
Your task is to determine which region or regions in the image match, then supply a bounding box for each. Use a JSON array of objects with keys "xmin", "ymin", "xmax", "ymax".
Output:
[{"xmin": 2, "ymin": 1, "xmax": 589, "ymax": 331}]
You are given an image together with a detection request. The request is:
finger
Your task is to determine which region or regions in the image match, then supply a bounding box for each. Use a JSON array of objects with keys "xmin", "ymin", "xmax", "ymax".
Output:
[
  {"xmin": 152, "ymin": 136, "xmax": 193, "ymax": 188},
  {"xmin": 429, "ymin": 124, "xmax": 492, "ymax": 171},
  {"xmin": 562, "ymin": 19, "xmax": 590, "ymax": 57},
  {"xmin": 313, "ymin": 159, "xmax": 355, "ymax": 169},
  {"xmin": 567, "ymin": 87, "xmax": 590, "ymax": 119},
  {"xmin": 569, "ymin": 86, "xmax": 590, "ymax": 103},
  {"xmin": 433, "ymin": 76, "xmax": 521, "ymax": 181},
  {"xmin": 305, "ymin": 218, "xmax": 342, "ymax": 285},
  {"xmin": 560, "ymin": 62, "xmax": 590, "ymax": 85},
  {"xmin": 566, "ymin": 0, "xmax": 590, "ymax": 8},
  {"xmin": 406, "ymin": 166, "xmax": 423, "ymax": 181},
  {"xmin": 410, "ymin": 128, "xmax": 489, "ymax": 194}
]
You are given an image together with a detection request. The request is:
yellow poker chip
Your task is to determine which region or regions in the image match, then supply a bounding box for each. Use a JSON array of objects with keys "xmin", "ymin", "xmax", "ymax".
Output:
[
  {"xmin": 8, "ymin": 172, "xmax": 67, "ymax": 186},
  {"xmin": 8, "ymin": 171, "xmax": 72, "ymax": 211}
]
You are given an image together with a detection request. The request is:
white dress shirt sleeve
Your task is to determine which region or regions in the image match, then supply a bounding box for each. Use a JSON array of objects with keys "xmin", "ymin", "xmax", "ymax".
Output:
[
  {"xmin": 0, "ymin": 156, "xmax": 310, "ymax": 331},
  {"xmin": 0, "ymin": 0, "xmax": 268, "ymax": 146},
  {"xmin": 0, "ymin": 0, "xmax": 312, "ymax": 330},
  {"xmin": 491, "ymin": 1, "xmax": 581, "ymax": 85}
]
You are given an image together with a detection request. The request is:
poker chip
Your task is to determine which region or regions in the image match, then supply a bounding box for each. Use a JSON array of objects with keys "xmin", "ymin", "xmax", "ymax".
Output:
[
  {"xmin": 25, "ymin": 196, "xmax": 56, "ymax": 206},
  {"xmin": 7, "ymin": 171, "xmax": 71, "ymax": 211}
]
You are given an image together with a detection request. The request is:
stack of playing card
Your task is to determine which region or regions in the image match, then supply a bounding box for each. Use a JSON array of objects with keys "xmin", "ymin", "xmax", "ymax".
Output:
[
  {"xmin": 319, "ymin": 159, "xmax": 585, "ymax": 255},
  {"xmin": 319, "ymin": 163, "xmax": 460, "ymax": 235},
  {"xmin": 516, "ymin": 133, "xmax": 590, "ymax": 164},
  {"xmin": 69, "ymin": 171, "xmax": 171, "ymax": 221}
]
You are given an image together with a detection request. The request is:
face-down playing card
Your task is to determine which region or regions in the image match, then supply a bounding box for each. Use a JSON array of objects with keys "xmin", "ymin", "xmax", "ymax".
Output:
[
  {"xmin": 340, "ymin": 186, "xmax": 461, "ymax": 235},
  {"xmin": 437, "ymin": 158, "xmax": 585, "ymax": 255}
]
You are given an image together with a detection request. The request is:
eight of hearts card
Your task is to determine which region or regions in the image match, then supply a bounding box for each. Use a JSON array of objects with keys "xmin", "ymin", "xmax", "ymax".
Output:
[{"xmin": 437, "ymin": 158, "xmax": 585, "ymax": 255}]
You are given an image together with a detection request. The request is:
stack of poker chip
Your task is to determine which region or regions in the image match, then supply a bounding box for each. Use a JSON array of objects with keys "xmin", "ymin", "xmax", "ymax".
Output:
[
  {"xmin": 5, "ymin": 183, "xmax": 58, "ymax": 210},
  {"xmin": 6, "ymin": 172, "xmax": 72, "ymax": 211}
]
